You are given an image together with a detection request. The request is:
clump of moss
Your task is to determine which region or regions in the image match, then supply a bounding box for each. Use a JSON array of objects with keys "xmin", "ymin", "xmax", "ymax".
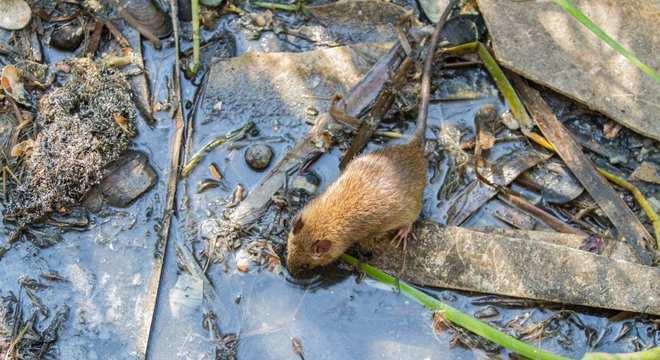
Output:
[{"xmin": 5, "ymin": 59, "xmax": 136, "ymax": 226}]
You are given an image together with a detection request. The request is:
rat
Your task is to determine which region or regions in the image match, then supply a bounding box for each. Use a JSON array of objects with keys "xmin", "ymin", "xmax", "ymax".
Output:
[{"xmin": 285, "ymin": 6, "xmax": 453, "ymax": 275}]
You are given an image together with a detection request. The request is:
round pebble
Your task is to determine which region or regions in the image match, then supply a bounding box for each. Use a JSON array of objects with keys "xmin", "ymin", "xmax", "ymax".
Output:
[{"xmin": 245, "ymin": 144, "xmax": 273, "ymax": 171}]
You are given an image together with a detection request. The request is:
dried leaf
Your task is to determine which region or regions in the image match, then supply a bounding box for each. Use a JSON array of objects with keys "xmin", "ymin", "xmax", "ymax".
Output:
[{"xmin": 10, "ymin": 138, "xmax": 35, "ymax": 157}]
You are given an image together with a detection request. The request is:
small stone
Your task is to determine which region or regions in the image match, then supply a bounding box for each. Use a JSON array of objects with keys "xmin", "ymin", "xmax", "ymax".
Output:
[
  {"xmin": 131, "ymin": 273, "xmax": 142, "ymax": 286},
  {"xmin": 292, "ymin": 172, "xmax": 321, "ymax": 194},
  {"xmin": 608, "ymin": 154, "xmax": 627, "ymax": 165},
  {"xmin": 253, "ymin": 14, "xmax": 267, "ymax": 28},
  {"xmin": 50, "ymin": 22, "xmax": 84, "ymax": 51},
  {"xmin": 100, "ymin": 151, "xmax": 157, "ymax": 207},
  {"xmin": 244, "ymin": 144, "xmax": 273, "ymax": 171},
  {"xmin": 499, "ymin": 111, "xmax": 519, "ymax": 130},
  {"xmin": 82, "ymin": 186, "xmax": 104, "ymax": 212},
  {"xmin": 474, "ymin": 305, "xmax": 499, "ymax": 319},
  {"xmin": 440, "ymin": 15, "xmax": 487, "ymax": 46},
  {"xmin": 212, "ymin": 101, "xmax": 223, "ymax": 113}
]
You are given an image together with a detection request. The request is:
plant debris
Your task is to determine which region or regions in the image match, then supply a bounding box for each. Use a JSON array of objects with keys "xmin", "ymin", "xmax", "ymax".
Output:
[
  {"xmin": 0, "ymin": 291, "xmax": 69, "ymax": 359},
  {"xmin": 5, "ymin": 58, "xmax": 136, "ymax": 227}
]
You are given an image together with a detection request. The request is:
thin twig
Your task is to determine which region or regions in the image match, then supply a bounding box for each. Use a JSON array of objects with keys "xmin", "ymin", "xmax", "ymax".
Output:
[
  {"xmin": 190, "ymin": 0, "xmax": 201, "ymax": 75},
  {"xmin": 181, "ymin": 122, "xmax": 255, "ymax": 177},
  {"xmin": 138, "ymin": 0, "xmax": 185, "ymax": 357}
]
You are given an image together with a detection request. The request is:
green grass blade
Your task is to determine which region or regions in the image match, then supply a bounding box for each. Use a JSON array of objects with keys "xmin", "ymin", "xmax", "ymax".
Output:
[
  {"xmin": 190, "ymin": 0, "xmax": 201, "ymax": 75},
  {"xmin": 582, "ymin": 347, "xmax": 660, "ymax": 360},
  {"xmin": 552, "ymin": 0, "xmax": 660, "ymax": 83},
  {"xmin": 340, "ymin": 254, "xmax": 569, "ymax": 360}
]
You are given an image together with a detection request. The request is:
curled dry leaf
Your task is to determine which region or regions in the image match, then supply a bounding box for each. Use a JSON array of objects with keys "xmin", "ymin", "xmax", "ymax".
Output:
[
  {"xmin": 10, "ymin": 138, "xmax": 35, "ymax": 157},
  {"xmin": 1, "ymin": 64, "xmax": 29, "ymax": 105}
]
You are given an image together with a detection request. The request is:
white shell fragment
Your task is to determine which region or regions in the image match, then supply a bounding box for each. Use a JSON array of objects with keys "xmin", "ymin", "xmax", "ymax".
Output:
[{"xmin": 0, "ymin": 0, "xmax": 32, "ymax": 31}]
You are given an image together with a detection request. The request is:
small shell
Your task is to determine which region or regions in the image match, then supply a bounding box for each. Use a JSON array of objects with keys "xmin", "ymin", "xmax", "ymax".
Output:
[
  {"xmin": 1, "ymin": 65, "xmax": 29, "ymax": 105},
  {"xmin": 197, "ymin": 178, "xmax": 221, "ymax": 193},
  {"xmin": 111, "ymin": 0, "xmax": 172, "ymax": 38},
  {"xmin": 236, "ymin": 257, "xmax": 250, "ymax": 273},
  {"xmin": 0, "ymin": 0, "xmax": 32, "ymax": 31},
  {"xmin": 50, "ymin": 22, "xmax": 84, "ymax": 51}
]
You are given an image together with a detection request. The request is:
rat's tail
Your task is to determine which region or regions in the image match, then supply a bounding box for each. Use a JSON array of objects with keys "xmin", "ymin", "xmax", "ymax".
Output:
[{"xmin": 415, "ymin": 0, "xmax": 457, "ymax": 142}]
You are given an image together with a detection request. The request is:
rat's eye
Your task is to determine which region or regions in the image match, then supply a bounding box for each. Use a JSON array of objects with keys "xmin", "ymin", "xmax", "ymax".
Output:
[{"xmin": 311, "ymin": 239, "xmax": 332, "ymax": 256}]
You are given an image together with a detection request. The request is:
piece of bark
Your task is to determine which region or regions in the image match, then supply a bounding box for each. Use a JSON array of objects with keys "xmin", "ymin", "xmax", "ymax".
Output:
[
  {"xmin": 124, "ymin": 27, "xmax": 155, "ymax": 124},
  {"xmin": 369, "ymin": 223, "xmax": 660, "ymax": 315},
  {"xmin": 83, "ymin": 20, "xmax": 104, "ymax": 57},
  {"xmin": 513, "ymin": 77, "xmax": 655, "ymax": 266},
  {"xmin": 477, "ymin": 0, "xmax": 660, "ymax": 141},
  {"xmin": 225, "ymin": 43, "xmax": 405, "ymax": 227}
]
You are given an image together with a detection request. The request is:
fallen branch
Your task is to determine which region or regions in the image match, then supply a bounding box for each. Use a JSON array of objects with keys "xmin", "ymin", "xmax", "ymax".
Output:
[
  {"xmin": 497, "ymin": 191, "xmax": 586, "ymax": 235},
  {"xmin": 190, "ymin": 0, "xmax": 200, "ymax": 75}
]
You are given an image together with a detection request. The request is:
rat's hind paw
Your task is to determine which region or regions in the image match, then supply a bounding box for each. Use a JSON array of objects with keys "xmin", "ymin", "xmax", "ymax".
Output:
[{"xmin": 391, "ymin": 223, "xmax": 416, "ymax": 251}]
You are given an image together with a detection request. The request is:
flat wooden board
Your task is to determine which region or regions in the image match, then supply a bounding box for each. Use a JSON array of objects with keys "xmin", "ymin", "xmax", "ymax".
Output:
[
  {"xmin": 369, "ymin": 223, "xmax": 660, "ymax": 315},
  {"xmin": 477, "ymin": 0, "xmax": 660, "ymax": 141}
]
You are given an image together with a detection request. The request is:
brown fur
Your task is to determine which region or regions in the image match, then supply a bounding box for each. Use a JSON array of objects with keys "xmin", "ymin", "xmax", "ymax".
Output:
[{"xmin": 286, "ymin": 137, "xmax": 427, "ymax": 274}]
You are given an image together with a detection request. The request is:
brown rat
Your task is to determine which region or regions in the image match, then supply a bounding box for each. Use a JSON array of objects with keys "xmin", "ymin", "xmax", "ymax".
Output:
[
  {"xmin": 286, "ymin": 5, "xmax": 453, "ymax": 274},
  {"xmin": 286, "ymin": 135, "xmax": 427, "ymax": 274}
]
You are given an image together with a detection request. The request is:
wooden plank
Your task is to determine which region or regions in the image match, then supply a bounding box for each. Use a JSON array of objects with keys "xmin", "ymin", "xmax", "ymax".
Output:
[{"xmin": 368, "ymin": 223, "xmax": 660, "ymax": 315}]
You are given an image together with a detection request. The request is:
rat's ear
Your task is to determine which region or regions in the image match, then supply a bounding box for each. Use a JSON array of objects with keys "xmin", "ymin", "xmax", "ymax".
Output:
[
  {"xmin": 311, "ymin": 240, "xmax": 332, "ymax": 256},
  {"xmin": 292, "ymin": 215, "xmax": 304, "ymax": 235}
]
